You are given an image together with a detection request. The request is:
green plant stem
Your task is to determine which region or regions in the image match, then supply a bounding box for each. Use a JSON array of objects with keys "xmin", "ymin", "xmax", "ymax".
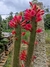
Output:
[
  {"xmin": 25, "ymin": 19, "xmax": 37, "ymax": 67},
  {"xmin": 12, "ymin": 24, "xmax": 21, "ymax": 67}
]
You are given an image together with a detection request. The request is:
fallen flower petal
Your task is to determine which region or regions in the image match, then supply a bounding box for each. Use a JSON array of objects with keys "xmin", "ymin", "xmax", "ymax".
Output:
[{"xmin": 20, "ymin": 50, "xmax": 27, "ymax": 61}]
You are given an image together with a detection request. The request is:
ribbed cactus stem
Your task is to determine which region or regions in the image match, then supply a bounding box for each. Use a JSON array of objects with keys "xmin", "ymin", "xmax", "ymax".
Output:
[
  {"xmin": 25, "ymin": 19, "xmax": 37, "ymax": 67},
  {"xmin": 12, "ymin": 24, "xmax": 21, "ymax": 67}
]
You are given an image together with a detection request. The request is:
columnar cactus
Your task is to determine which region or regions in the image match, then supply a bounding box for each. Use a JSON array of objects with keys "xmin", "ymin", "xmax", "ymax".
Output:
[
  {"xmin": 9, "ymin": 2, "xmax": 44, "ymax": 67},
  {"xmin": 9, "ymin": 15, "xmax": 22, "ymax": 67},
  {"xmin": 12, "ymin": 25, "xmax": 21, "ymax": 67},
  {"xmin": 24, "ymin": 2, "xmax": 44, "ymax": 67},
  {"xmin": 25, "ymin": 19, "xmax": 37, "ymax": 67}
]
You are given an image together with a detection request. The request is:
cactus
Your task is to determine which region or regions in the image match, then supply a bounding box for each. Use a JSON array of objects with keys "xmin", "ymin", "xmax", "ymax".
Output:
[
  {"xmin": 9, "ymin": 2, "xmax": 44, "ymax": 67},
  {"xmin": 9, "ymin": 14, "xmax": 22, "ymax": 67},
  {"xmin": 25, "ymin": 19, "xmax": 37, "ymax": 67},
  {"xmin": 12, "ymin": 24, "xmax": 21, "ymax": 67}
]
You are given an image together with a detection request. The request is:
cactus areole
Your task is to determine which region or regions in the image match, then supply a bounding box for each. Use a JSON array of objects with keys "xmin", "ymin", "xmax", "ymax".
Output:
[{"xmin": 9, "ymin": 2, "xmax": 44, "ymax": 67}]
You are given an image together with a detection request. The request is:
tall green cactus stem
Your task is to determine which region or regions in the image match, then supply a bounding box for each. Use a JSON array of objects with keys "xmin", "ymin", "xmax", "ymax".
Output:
[
  {"xmin": 12, "ymin": 24, "xmax": 21, "ymax": 67},
  {"xmin": 25, "ymin": 18, "xmax": 37, "ymax": 67}
]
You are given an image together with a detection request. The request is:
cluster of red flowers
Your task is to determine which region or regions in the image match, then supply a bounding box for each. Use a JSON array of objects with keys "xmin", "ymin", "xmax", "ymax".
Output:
[
  {"xmin": 9, "ymin": 2, "xmax": 44, "ymax": 32},
  {"xmin": 20, "ymin": 50, "xmax": 27, "ymax": 61},
  {"xmin": 9, "ymin": 15, "xmax": 22, "ymax": 28},
  {"xmin": 20, "ymin": 51, "xmax": 37, "ymax": 67},
  {"xmin": 24, "ymin": 2, "xmax": 44, "ymax": 22},
  {"xmin": 20, "ymin": 50, "xmax": 36, "ymax": 62}
]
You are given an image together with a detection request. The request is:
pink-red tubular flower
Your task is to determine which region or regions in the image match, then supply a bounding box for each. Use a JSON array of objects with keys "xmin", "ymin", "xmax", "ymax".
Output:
[
  {"xmin": 12, "ymin": 30, "xmax": 16, "ymax": 35},
  {"xmin": 24, "ymin": 9, "xmax": 36, "ymax": 21},
  {"xmin": 21, "ymin": 32, "xmax": 26, "ymax": 36},
  {"xmin": 36, "ymin": 28, "xmax": 42, "ymax": 33},
  {"xmin": 21, "ymin": 64, "xmax": 25, "ymax": 67},
  {"xmin": 24, "ymin": 2, "xmax": 44, "ymax": 22},
  {"xmin": 25, "ymin": 24, "xmax": 32, "ymax": 31},
  {"xmin": 21, "ymin": 20, "xmax": 27, "ymax": 28},
  {"xmin": 13, "ymin": 15, "xmax": 22, "ymax": 23},
  {"xmin": 34, "ymin": 41, "xmax": 38, "ymax": 45},
  {"xmin": 9, "ymin": 20, "xmax": 17, "ymax": 28},
  {"xmin": 29, "ymin": 2, "xmax": 33, "ymax": 7},
  {"xmin": 22, "ymin": 40, "xmax": 28, "ymax": 45},
  {"xmin": 9, "ymin": 15, "xmax": 22, "ymax": 28},
  {"xmin": 32, "ymin": 56, "xmax": 36, "ymax": 61},
  {"xmin": 20, "ymin": 50, "xmax": 26, "ymax": 61}
]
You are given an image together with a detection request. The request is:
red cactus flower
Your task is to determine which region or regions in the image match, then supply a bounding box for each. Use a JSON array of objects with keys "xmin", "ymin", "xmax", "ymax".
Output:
[
  {"xmin": 24, "ymin": 2, "xmax": 44, "ymax": 22},
  {"xmin": 21, "ymin": 20, "xmax": 27, "ymax": 28},
  {"xmin": 9, "ymin": 15, "xmax": 22, "ymax": 28},
  {"xmin": 29, "ymin": 2, "xmax": 33, "ymax": 7},
  {"xmin": 22, "ymin": 40, "xmax": 28, "ymax": 45},
  {"xmin": 32, "ymin": 4, "xmax": 37, "ymax": 11},
  {"xmin": 12, "ymin": 30, "xmax": 16, "ymax": 35},
  {"xmin": 25, "ymin": 24, "xmax": 32, "ymax": 31},
  {"xmin": 29, "ymin": 2, "xmax": 37, "ymax": 11},
  {"xmin": 13, "ymin": 15, "xmax": 22, "ymax": 23},
  {"xmin": 21, "ymin": 32, "xmax": 26, "ymax": 36},
  {"xmin": 36, "ymin": 16, "xmax": 42, "ymax": 22},
  {"xmin": 36, "ymin": 28, "xmax": 42, "ymax": 33},
  {"xmin": 32, "ymin": 56, "xmax": 36, "ymax": 61},
  {"xmin": 21, "ymin": 64, "xmax": 25, "ymax": 67},
  {"xmin": 38, "ymin": 10, "xmax": 44, "ymax": 15},
  {"xmin": 15, "ymin": 37, "xmax": 18, "ymax": 40},
  {"xmin": 9, "ymin": 20, "xmax": 17, "ymax": 28},
  {"xmin": 13, "ymin": 15, "xmax": 17, "ymax": 22},
  {"xmin": 36, "ymin": 9, "xmax": 44, "ymax": 22},
  {"xmin": 20, "ymin": 50, "xmax": 26, "ymax": 61},
  {"xmin": 33, "ymin": 56, "xmax": 36, "ymax": 59},
  {"xmin": 24, "ymin": 9, "xmax": 36, "ymax": 21},
  {"xmin": 34, "ymin": 41, "xmax": 38, "ymax": 45}
]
